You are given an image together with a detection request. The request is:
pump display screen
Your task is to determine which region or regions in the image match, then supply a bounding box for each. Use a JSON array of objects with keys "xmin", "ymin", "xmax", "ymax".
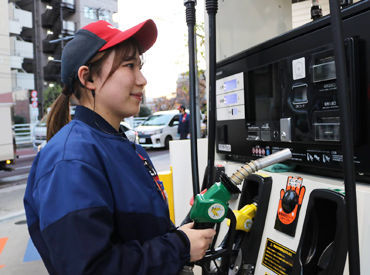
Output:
[
  {"xmin": 224, "ymin": 79, "xmax": 238, "ymax": 92},
  {"xmin": 224, "ymin": 93, "xmax": 238, "ymax": 105},
  {"xmin": 312, "ymin": 60, "xmax": 336, "ymax": 83}
]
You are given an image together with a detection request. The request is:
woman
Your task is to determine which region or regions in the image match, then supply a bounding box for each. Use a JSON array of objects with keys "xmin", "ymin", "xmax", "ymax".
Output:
[{"xmin": 24, "ymin": 19, "xmax": 215, "ymax": 274}]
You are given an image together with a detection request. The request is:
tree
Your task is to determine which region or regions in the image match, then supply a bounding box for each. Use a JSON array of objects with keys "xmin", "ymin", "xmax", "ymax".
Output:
[
  {"xmin": 43, "ymin": 84, "xmax": 62, "ymax": 112},
  {"xmin": 182, "ymin": 22, "xmax": 207, "ymax": 114}
]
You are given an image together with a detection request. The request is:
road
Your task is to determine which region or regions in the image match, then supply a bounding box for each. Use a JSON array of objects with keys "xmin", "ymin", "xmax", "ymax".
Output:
[{"xmin": 0, "ymin": 147, "xmax": 170, "ymax": 274}]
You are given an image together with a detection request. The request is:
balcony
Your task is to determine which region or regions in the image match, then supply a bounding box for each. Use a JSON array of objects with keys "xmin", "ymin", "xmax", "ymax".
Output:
[
  {"xmin": 42, "ymin": 8, "xmax": 59, "ymax": 29},
  {"xmin": 8, "ymin": 3, "xmax": 32, "ymax": 28},
  {"xmin": 51, "ymin": 19, "xmax": 75, "ymax": 41},
  {"xmin": 16, "ymin": 0, "xmax": 33, "ymax": 12},
  {"xmin": 20, "ymin": 28, "xmax": 33, "ymax": 42},
  {"xmin": 46, "ymin": 0, "xmax": 75, "ymax": 21},
  {"xmin": 43, "ymin": 34, "xmax": 58, "ymax": 54},
  {"xmin": 9, "ymin": 37, "xmax": 34, "ymax": 59},
  {"xmin": 11, "ymin": 70, "xmax": 35, "ymax": 91},
  {"xmin": 43, "ymin": 61, "xmax": 61, "ymax": 82},
  {"xmin": 60, "ymin": 0, "xmax": 76, "ymax": 18},
  {"xmin": 62, "ymin": 20, "xmax": 75, "ymax": 35},
  {"xmin": 9, "ymin": 21, "xmax": 22, "ymax": 35},
  {"xmin": 22, "ymin": 58, "xmax": 34, "ymax": 73},
  {"xmin": 10, "ymin": 56, "xmax": 24, "ymax": 70}
]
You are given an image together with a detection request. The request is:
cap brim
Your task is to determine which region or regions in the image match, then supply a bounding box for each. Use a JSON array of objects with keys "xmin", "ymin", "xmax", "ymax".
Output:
[{"xmin": 99, "ymin": 19, "xmax": 157, "ymax": 53}]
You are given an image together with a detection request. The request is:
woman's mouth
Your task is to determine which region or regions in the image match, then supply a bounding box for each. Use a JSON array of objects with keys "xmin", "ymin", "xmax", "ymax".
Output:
[{"xmin": 131, "ymin": 93, "xmax": 143, "ymax": 101}]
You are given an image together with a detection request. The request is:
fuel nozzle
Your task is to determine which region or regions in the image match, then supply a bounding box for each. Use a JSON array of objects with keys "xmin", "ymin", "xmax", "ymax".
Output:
[
  {"xmin": 229, "ymin": 148, "xmax": 292, "ymax": 185},
  {"xmin": 227, "ymin": 202, "xmax": 258, "ymax": 232}
]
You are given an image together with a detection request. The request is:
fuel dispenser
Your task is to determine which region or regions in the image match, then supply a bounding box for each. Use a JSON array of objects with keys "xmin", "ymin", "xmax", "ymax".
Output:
[{"xmin": 179, "ymin": 0, "xmax": 370, "ymax": 274}]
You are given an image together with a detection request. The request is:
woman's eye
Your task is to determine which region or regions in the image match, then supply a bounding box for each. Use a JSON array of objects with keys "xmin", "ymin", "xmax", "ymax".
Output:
[{"xmin": 123, "ymin": 60, "xmax": 143, "ymax": 70}]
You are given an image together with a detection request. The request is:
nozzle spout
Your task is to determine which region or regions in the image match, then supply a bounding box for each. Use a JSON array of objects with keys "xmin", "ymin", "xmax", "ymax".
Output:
[
  {"xmin": 230, "ymin": 149, "xmax": 292, "ymax": 185},
  {"xmin": 254, "ymin": 148, "xmax": 292, "ymax": 170}
]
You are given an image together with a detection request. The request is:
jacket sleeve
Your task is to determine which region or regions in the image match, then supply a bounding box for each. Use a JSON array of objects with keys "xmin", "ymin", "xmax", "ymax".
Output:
[{"xmin": 35, "ymin": 159, "xmax": 190, "ymax": 275}]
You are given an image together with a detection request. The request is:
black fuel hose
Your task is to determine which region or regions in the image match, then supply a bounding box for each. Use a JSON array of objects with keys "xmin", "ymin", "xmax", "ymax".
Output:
[
  {"xmin": 205, "ymin": 0, "xmax": 218, "ymax": 189},
  {"xmin": 184, "ymin": 0, "xmax": 200, "ymax": 198},
  {"xmin": 328, "ymin": 1, "xmax": 360, "ymax": 274}
]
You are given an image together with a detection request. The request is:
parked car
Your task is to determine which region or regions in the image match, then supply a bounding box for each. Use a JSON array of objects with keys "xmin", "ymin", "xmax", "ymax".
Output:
[
  {"xmin": 33, "ymin": 107, "xmax": 77, "ymax": 151},
  {"xmin": 32, "ymin": 115, "xmax": 47, "ymax": 151},
  {"xmin": 136, "ymin": 110, "xmax": 180, "ymax": 148},
  {"xmin": 120, "ymin": 121, "xmax": 137, "ymax": 143}
]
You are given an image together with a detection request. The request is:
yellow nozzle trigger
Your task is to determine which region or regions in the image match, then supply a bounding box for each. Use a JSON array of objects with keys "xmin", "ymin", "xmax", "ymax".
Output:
[{"xmin": 227, "ymin": 203, "xmax": 257, "ymax": 232}]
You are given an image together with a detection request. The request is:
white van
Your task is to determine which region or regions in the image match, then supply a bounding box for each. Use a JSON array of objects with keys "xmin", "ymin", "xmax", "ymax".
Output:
[
  {"xmin": 0, "ymin": 103, "xmax": 16, "ymax": 171},
  {"xmin": 136, "ymin": 110, "xmax": 180, "ymax": 148}
]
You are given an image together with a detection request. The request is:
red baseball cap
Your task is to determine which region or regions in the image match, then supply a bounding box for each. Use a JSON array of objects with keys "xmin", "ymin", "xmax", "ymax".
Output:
[
  {"xmin": 82, "ymin": 19, "xmax": 157, "ymax": 53},
  {"xmin": 61, "ymin": 19, "xmax": 157, "ymax": 91}
]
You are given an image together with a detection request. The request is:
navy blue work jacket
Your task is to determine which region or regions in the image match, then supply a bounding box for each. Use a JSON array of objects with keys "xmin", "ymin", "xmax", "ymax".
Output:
[
  {"xmin": 24, "ymin": 106, "xmax": 190, "ymax": 274},
  {"xmin": 177, "ymin": 113, "xmax": 190, "ymax": 136}
]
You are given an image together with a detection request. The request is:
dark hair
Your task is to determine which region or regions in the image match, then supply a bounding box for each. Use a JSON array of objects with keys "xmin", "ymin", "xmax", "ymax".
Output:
[{"xmin": 46, "ymin": 38, "xmax": 140, "ymax": 141}]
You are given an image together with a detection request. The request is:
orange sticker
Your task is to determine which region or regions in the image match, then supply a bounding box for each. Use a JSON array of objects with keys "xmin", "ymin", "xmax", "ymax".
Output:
[{"xmin": 0, "ymin": 237, "xmax": 8, "ymax": 269}]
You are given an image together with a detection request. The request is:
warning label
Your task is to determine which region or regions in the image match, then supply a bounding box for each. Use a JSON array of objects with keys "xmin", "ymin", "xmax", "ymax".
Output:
[{"xmin": 262, "ymin": 238, "xmax": 296, "ymax": 275}]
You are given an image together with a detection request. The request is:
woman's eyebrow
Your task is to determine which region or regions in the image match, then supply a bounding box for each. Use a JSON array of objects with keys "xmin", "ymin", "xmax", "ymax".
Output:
[{"xmin": 122, "ymin": 57, "xmax": 140, "ymax": 63}]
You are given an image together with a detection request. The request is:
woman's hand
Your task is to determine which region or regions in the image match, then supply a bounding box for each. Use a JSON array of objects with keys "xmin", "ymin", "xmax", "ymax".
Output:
[{"xmin": 179, "ymin": 222, "xmax": 216, "ymax": 262}]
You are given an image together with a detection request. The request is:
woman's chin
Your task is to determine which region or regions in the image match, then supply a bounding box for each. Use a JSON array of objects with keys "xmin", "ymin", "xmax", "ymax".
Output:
[{"xmin": 123, "ymin": 106, "xmax": 140, "ymax": 118}]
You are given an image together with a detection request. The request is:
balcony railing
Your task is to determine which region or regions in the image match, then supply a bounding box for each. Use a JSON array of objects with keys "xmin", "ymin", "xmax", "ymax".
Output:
[
  {"xmin": 43, "ymin": 61, "xmax": 61, "ymax": 82},
  {"xmin": 16, "ymin": 0, "xmax": 33, "ymax": 12},
  {"xmin": 9, "ymin": 21, "xmax": 22, "ymax": 35},
  {"xmin": 61, "ymin": 0, "xmax": 76, "ymax": 17},
  {"xmin": 62, "ymin": 20, "xmax": 75, "ymax": 35},
  {"xmin": 42, "ymin": 8, "xmax": 58, "ymax": 28},
  {"xmin": 8, "ymin": 3, "xmax": 32, "ymax": 29},
  {"xmin": 10, "ymin": 56, "xmax": 24, "ymax": 70},
  {"xmin": 11, "ymin": 70, "xmax": 35, "ymax": 91},
  {"xmin": 9, "ymin": 37, "xmax": 34, "ymax": 59},
  {"xmin": 20, "ymin": 28, "xmax": 33, "ymax": 42},
  {"xmin": 50, "ymin": 20, "xmax": 75, "ymax": 41},
  {"xmin": 43, "ymin": 35, "xmax": 58, "ymax": 54},
  {"xmin": 22, "ymin": 58, "xmax": 34, "ymax": 73}
]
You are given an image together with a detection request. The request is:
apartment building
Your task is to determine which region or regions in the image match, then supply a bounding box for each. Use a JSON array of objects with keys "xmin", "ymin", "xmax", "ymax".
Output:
[
  {"xmin": 1, "ymin": 0, "xmax": 117, "ymax": 120},
  {"xmin": 0, "ymin": 0, "xmax": 34, "ymax": 122}
]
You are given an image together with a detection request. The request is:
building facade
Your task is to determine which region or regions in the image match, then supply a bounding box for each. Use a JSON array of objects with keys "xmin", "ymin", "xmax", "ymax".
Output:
[
  {"xmin": 0, "ymin": 0, "xmax": 34, "ymax": 122},
  {"xmin": 34, "ymin": 0, "xmax": 117, "ymax": 117}
]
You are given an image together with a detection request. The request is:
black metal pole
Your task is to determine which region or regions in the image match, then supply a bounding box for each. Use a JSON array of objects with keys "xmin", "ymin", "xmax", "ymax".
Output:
[
  {"xmin": 184, "ymin": 0, "xmax": 200, "ymax": 198},
  {"xmin": 328, "ymin": 1, "xmax": 360, "ymax": 274},
  {"xmin": 60, "ymin": 2, "xmax": 64, "ymax": 49},
  {"xmin": 205, "ymin": 0, "xmax": 218, "ymax": 189}
]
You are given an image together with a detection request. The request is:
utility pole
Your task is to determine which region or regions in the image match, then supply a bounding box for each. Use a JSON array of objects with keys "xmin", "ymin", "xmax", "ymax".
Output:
[
  {"xmin": 60, "ymin": 2, "xmax": 64, "ymax": 49},
  {"xmin": 33, "ymin": 0, "xmax": 44, "ymax": 118}
]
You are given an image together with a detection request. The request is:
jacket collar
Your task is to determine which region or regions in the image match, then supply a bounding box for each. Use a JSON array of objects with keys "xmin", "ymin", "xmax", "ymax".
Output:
[{"xmin": 73, "ymin": 105, "xmax": 127, "ymax": 138}]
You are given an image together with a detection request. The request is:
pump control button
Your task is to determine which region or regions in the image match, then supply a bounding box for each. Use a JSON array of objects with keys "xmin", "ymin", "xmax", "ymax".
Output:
[{"xmin": 282, "ymin": 190, "xmax": 298, "ymax": 213}]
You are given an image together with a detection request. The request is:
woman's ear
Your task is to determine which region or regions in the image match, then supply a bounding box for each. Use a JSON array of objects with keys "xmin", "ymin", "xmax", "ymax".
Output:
[{"xmin": 77, "ymin": 66, "xmax": 95, "ymax": 90}]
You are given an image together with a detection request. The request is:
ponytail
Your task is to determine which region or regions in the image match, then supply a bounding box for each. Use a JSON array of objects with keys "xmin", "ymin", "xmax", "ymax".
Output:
[{"xmin": 46, "ymin": 86, "xmax": 71, "ymax": 141}]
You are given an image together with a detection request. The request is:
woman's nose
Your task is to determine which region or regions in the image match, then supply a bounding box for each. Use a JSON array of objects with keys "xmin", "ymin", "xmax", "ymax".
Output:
[{"xmin": 136, "ymin": 70, "xmax": 147, "ymax": 86}]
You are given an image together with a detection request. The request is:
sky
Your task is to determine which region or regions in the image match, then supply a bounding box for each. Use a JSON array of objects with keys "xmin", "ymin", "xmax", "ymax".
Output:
[{"xmin": 117, "ymin": 0, "xmax": 205, "ymax": 99}]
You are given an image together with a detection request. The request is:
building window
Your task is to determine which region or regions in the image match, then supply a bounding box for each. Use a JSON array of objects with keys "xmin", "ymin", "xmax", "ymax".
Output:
[
  {"xmin": 98, "ymin": 9, "xmax": 111, "ymax": 21},
  {"xmin": 84, "ymin": 7, "xmax": 98, "ymax": 20},
  {"xmin": 84, "ymin": 6, "xmax": 112, "ymax": 22}
]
